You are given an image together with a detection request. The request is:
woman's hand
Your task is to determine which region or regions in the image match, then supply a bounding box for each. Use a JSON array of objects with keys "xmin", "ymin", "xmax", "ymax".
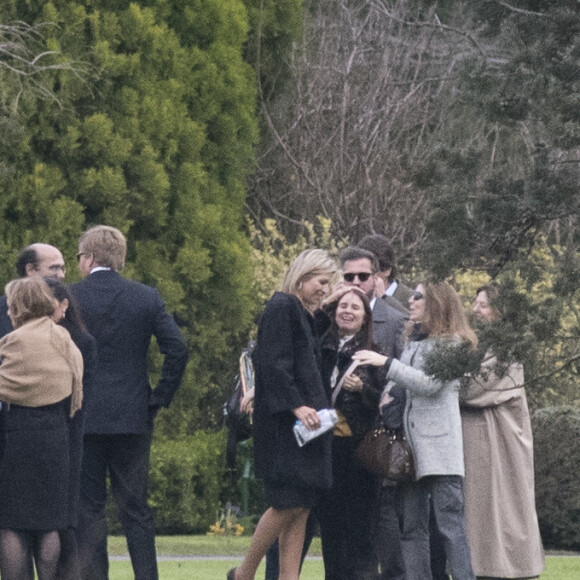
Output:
[
  {"xmin": 240, "ymin": 387, "xmax": 255, "ymax": 414},
  {"xmin": 380, "ymin": 390, "xmax": 394, "ymax": 407},
  {"xmin": 343, "ymin": 373, "xmax": 363, "ymax": 392},
  {"xmin": 293, "ymin": 406, "xmax": 321, "ymax": 430},
  {"xmin": 321, "ymin": 282, "xmax": 348, "ymax": 306},
  {"xmin": 353, "ymin": 349, "xmax": 388, "ymax": 367}
]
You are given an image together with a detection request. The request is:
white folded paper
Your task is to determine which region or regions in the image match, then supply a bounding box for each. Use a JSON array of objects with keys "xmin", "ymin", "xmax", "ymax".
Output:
[{"xmin": 293, "ymin": 408, "xmax": 339, "ymax": 447}]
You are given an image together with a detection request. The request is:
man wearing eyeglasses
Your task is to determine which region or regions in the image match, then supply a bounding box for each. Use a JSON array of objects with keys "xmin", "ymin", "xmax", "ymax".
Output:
[
  {"xmin": 0, "ymin": 243, "xmax": 66, "ymax": 337},
  {"xmin": 338, "ymin": 245, "xmax": 406, "ymax": 580},
  {"xmin": 72, "ymin": 225, "xmax": 188, "ymax": 580}
]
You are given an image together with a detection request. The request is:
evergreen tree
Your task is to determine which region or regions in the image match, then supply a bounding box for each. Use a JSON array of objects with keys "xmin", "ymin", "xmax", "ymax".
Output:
[{"xmin": 0, "ymin": 0, "xmax": 259, "ymax": 433}]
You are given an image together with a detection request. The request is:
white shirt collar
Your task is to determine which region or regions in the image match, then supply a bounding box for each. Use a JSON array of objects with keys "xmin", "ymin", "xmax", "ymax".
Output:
[
  {"xmin": 385, "ymin": 280, "xmax": 398, "ymax": 297},
  {"xmin": 339, "ymin": 335, "xmax": 355, "ymax": 350},
  {"xmin": 90, "ymin": 266, "xmax": 112, "ymax": 274}
]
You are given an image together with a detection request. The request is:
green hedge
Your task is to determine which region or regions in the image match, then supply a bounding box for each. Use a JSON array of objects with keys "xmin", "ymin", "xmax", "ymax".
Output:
[
  {"xmin": 533, "ymin": 406, "xmax": 580, "ymax": 550},
  {"xmin": 105, "ymin": 405, "xmax": 580, "ymax": 546},
  {"xmin": 105, "ymin": 428, "xmax": 265, "ymax": 535},
  {"xmin": 148, "ymin": 430, "xmax": 229, "ymax": 534}
]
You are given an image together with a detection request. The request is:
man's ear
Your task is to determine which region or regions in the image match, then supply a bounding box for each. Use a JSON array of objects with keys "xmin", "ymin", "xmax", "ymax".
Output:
[{"xmin": 25, "ymin": 263, "xmax": 37, "ymax": 277}]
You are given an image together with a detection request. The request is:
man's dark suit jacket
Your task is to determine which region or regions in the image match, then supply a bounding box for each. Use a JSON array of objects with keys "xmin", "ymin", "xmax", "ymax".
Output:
[
  {"xmin": 0, "ymin": 296, "xmax": 12, "ymax": 339},
  {"xmin": 372, "ymin": 297, "xmax": 405, "ymax": 360},
  {"xmin": 71, "ymin": 270, "xmax": 188, "ymax": 434}
]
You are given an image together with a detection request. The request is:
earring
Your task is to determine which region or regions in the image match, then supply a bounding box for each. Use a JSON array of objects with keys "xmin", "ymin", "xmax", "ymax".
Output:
[{"xmin": 298, "ymin": 281, "xmax": 303, "ymax": 290}]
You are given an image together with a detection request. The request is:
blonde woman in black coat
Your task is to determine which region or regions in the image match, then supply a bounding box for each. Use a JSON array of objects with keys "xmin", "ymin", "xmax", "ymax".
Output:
[{"xmin": 229, "ymin": 249, "xmax": 337, "ymax": 580}]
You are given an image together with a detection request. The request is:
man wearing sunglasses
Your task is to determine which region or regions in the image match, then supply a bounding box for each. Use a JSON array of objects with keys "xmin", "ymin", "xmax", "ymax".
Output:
[{"xmin": 339, "ymin": 246, "xmax": 404, "ymax": 360}]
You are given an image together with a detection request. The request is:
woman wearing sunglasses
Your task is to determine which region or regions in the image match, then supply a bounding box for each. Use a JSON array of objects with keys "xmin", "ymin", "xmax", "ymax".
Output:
[{"xmin": 354, "ymin": 281, "xmax": 478, "ymax": 580}]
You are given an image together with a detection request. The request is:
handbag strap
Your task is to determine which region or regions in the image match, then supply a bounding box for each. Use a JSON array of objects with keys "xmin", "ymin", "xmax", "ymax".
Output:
[{"xmin": 331, "ymin": 360, "xmax": 360, "ymax": 406}]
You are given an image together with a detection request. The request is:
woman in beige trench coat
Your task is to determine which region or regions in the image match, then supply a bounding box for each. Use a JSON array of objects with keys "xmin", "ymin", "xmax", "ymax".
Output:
[{"xmin": 461, "ymin": 284, "xmax": 545, "ymax": 579}]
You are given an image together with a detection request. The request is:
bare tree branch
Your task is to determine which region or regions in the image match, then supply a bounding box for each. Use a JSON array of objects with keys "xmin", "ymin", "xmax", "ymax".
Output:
[{"xmin": 0, "ymin": 21, "xmax": 87, "ymax": 109}]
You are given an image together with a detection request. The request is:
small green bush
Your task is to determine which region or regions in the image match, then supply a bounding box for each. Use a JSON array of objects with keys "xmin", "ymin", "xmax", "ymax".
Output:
[
  {"xmin": 533, "ymin": 406, "xmax": 580, "ymax": 550},
  {"xmin": 148, "ymin": 430, "xmax": 228, "ymax": 534}
]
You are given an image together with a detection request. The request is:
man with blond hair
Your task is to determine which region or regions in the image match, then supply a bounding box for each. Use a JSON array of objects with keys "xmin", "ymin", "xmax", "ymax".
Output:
[{"xmin": 72, "ymin": 225, "xmax": 188, "ymax": 580}]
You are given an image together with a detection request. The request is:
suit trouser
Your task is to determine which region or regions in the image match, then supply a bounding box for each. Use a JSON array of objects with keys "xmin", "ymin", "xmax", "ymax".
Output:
[
  {"xmin": 77, "ymin": 432, "xmax": 158, "ymax": 580},
  {"xmin": 318, "ymin": 436, "xmax": 379, "ymax": 580},
  {"xmin": 375, "ymin": 483, "xmax": 406, "ymax": 580},
  {"xmin": 400, "ymin": 475, "xmax": 475, "ymax": 580}
]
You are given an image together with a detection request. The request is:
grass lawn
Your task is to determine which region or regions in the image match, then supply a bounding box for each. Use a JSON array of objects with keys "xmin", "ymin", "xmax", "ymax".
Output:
[{"xmin": 106, "ymin": 536, "xmax": 579, "ymax": 579}]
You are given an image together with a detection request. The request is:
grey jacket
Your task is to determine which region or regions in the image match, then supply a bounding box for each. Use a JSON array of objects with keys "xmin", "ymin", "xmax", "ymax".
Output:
[
  {"xmin": 387, "ymin": 337, "xmax": 465, "ymax": 479},
  {"xmin": 372, "ymin": 298, "xmax": 404, "ymax": 360}
]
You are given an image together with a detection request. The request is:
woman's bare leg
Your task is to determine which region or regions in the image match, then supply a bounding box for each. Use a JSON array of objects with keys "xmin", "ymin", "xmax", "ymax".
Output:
[
  {"xmin": 235, "ymin": 507, "xmax": 310, "ymax": 580},
  {"xmin": 278, "ymin": 508, "xmax": 309, "ymax": 580}
]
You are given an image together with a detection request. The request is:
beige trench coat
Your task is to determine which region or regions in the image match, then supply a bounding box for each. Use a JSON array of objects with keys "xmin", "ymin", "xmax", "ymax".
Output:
[{"xmin": 460, "ymin": 355, "xmax": 545, "ymax": 578}]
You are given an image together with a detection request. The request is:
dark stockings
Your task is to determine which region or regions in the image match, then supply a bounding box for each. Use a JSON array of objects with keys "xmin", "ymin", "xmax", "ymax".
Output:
[
  {"xmin": 57, "ymin": 527, "xmax": 80, "ymax": 580},
  {"xmin": 0, "ymin": 529, "xmax": 61, "ymax": 580}
]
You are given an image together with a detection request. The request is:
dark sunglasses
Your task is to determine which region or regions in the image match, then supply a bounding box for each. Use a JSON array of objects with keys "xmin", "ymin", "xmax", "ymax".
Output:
[
  {"xmin": 411, "ymin": 291, "xmax": 424, "ymax": 301},
  {"xmin": 343, "ymin": 272, "xmax": 372, "ymax": 283}
]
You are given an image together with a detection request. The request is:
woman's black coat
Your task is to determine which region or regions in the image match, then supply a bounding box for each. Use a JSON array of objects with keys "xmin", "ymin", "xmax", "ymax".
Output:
[
  {"xmin": 252, "ymin": 292, "xmax": 332, "ymax": 490},
  {"xmin": 321, "ymin": 332, "xmax": 386, "ymax": 440}
]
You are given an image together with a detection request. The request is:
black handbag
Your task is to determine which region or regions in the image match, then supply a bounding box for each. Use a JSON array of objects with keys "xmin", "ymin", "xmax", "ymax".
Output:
[{"xmin": 356, "ymin": 423, "xmax": 415, "ymax": 482}]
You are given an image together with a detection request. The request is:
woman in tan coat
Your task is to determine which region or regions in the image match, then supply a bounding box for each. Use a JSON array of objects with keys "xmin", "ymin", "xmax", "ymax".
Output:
[
  {"xmin": 461, "ymin": 284, "xmax": 544, "ymax": 579},
  {"xmin": 0, "ymin": 277, "xmax": 83, "ymax": 580}
]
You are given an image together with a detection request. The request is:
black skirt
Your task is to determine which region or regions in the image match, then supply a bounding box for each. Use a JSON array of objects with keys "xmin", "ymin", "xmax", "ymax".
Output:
[
  {"xmin": 0, "ymin": 401, "xmax": 69, "ymax": 530},
  {"xmin": 264, "ymin": 481, "xmax": 317, "ymax": 510}
]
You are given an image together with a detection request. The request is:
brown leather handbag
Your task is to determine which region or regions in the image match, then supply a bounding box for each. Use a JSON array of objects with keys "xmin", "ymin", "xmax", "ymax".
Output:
[{"xmin": 356, "ymin": 423, "xmax": 415, "ymax": 482}]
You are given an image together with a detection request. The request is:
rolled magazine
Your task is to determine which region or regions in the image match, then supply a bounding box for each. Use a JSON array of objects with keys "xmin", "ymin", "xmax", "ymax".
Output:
[{"xmin": 293, "ymin": 409, "xmax": 339, "ymax": 447}]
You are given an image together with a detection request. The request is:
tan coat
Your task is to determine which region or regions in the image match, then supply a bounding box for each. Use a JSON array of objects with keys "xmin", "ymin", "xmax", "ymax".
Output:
[
  {"xmin": 0, "ymin": 316, "xmax": 83, "ymax": 416},
  {"xmin": 460, "ymin": 355, "xmax": 545, "ymax": 578}
]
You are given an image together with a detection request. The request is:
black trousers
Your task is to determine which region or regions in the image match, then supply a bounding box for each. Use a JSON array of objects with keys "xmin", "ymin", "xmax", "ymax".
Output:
[
  {"xmin": 375, "ymin": 483, "xmax": 406, "ymax": 580},
  {"xmin": 76, "ymin": 432, "xmax": 158, "ymax": 580},
  {"xmin": 318, "ymin": 436, "xmax": 379, "ymax": 580}
]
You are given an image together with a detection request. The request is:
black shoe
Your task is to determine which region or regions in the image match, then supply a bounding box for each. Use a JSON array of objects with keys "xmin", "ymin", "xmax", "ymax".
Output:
[{"xmin": 227, "ymin": 567, "xmax": 237, "ymax": 580}]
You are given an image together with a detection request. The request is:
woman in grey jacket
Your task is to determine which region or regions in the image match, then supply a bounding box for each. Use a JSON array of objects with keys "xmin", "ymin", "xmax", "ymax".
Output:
[{"xmin": 355, "ymin": 280, "xmax": 478, "ymax": 580}]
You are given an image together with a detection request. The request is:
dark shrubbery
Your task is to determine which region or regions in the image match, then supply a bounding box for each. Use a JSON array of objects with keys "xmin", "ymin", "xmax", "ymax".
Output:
[{"xmin": 533, "ymin": 406, "xmax": 580, "ymax": 551}]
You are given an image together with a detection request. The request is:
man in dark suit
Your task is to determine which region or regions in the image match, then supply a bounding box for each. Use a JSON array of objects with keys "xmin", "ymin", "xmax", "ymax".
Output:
[
  {"xmin": 72, "ymin": 225, "xmax": 188, "ymax": 580},
  {"xmin": 357, "ymin": 234, "xmax": 413, "ymax": 315},
  {"xmin": 339, "ymin": 245, "xmax": 406, "ymax": 580},
  {"xmin": 0, "ymin": 243, "xmax": 67, "ymax": 337}
]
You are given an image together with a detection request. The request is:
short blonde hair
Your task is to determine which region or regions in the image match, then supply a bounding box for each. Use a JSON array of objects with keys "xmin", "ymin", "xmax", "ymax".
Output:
[
  {"xmin": 5, "ymin": 277, "xmax": 55, "ymax": 328},
  {"xmin": 282, "ymin": 249, "xmax": 337, "ymax": 296},
  {"xmin": 79, "ymin": 225, "xmax": 127, "ymax": 271}
]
